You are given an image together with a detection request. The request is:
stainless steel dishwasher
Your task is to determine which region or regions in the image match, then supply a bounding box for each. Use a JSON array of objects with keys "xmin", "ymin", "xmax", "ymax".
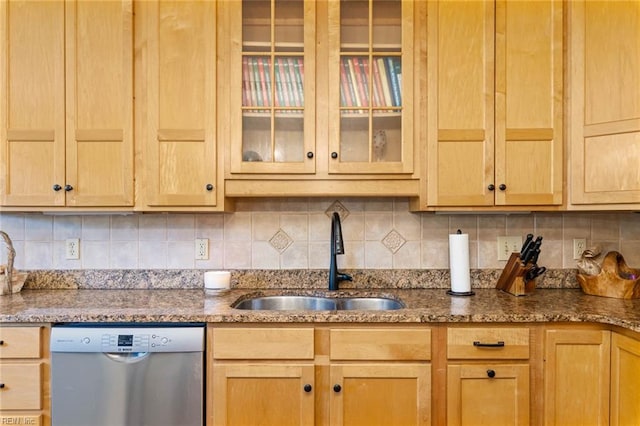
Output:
[{"xmin": 50, "ymin": 323, "xmax": 205, "ymax": 426}]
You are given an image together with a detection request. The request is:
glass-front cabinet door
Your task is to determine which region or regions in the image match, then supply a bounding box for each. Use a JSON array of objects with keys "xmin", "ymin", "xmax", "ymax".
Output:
[
  {"xmin": 328, "ymin": 0, "xmax": 414, "ymax": 174},
  {"xmin": 229, "ymin": 0, "xmax": 315, "ymax": 174}
]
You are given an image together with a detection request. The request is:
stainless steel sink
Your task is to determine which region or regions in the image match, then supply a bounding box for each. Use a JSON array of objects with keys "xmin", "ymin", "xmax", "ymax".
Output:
[
  {"xmin": 232, "ymin": 295, "xmax": 404, "ymax": 311},
  {"xmin": 336, "ymin": 297, "xmax": 404, "ymax": 310},
  {"xmin": 233, "ymin": 296, "xmax": 337, "ymax": 311}
]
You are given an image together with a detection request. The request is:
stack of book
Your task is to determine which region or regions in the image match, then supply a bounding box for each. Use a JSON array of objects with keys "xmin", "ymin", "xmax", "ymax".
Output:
[
  {"xmin": 340, "ymin": 56, "xmax": 402, "ymax": 111},
  {"xmin": 242, "ymin": 56, "xmax": 304, "ymax": 110}
]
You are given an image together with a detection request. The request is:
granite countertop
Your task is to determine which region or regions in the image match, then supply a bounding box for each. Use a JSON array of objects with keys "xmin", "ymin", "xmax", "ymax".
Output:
[{"xmin": 2, "ymin": 288, "xmax": 640, "ymax": 333}]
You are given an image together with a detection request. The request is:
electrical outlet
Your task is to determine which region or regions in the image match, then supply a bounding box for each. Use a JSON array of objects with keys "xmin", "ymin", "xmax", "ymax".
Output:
[
  {"xmin": 497, "ymin": 236, "xmax": 522, "ymax": 261},
  {"xmin": 573, "ymin": 238, "xmax": 587, "ymax": 260},
  {"xmin": 65, "ymin": 239, "xmax": 80, "ymax": 260},
  {"xmin": 195, "ymin": 238, "xmax": 209, "ymax": 260}
]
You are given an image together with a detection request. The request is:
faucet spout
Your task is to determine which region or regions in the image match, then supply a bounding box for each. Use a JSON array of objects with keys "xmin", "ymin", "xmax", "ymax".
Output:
[{"xmin": 329, "ymin": 212, "xmax": 352, "ymax": 291}]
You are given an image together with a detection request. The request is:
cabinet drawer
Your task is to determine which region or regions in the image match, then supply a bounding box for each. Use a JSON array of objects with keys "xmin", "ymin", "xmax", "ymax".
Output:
[
  {"xmin": 330, "ymin": 328, "xmax": 431, "ymax": 361},
  {"xmin": 0, "ymin": 363, "xmax": 42, "ymax": 410},
  {"xmin": 212, "ymin": 328, "xmax": 314, "ymax": 360},
  {"xmin": 0, "ymin": 327, "xmax": 41, "ymax": 359},
  {"xmin": 447, "ymin": 327, "xmax": 529, "ymax": 359}
]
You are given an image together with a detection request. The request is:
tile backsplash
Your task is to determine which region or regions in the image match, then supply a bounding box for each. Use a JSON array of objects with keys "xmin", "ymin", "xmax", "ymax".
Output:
[{"xmin": 1, "ymin": 198, "xmax": 639, "ymax": 271}]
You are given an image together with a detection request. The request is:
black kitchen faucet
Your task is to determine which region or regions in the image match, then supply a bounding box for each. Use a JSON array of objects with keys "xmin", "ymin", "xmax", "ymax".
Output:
[{"xmin": 329, "ymin": 212, "xmax": 352, "ymax": 291}]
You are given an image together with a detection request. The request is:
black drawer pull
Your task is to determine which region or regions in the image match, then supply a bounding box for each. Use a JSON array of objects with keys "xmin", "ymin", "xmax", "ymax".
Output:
[{"xmin": 473, "ymin": 341, "xmax": 505, "ymax": 348}]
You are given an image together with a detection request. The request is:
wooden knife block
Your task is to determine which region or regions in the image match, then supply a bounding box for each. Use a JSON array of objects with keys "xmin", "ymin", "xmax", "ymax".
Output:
[{"xmin": 496, "ymin": 252, "xmax": 536, "ymax": 296}]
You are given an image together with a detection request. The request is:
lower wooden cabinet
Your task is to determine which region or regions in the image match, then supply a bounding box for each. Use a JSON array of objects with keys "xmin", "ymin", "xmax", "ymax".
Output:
[
  {"xmin": 208, "ymin": 325, "xmax": 432, "ymax": 426},
  {"xmin": 544, "ymin": 328, "xmax": 611, "ymax": 426},
  {"xmin": 329, "ymin": 363, "xmax": 430, "ymax": 425},
  {"xmin": 611, "ymin": 332, "xmax": 640, "ymax": 426},
  {"xmin": 446, "ymin": 327, "xmax": 531, "ymax": 426},
  {"xmin": 0, "ymin": 325, "xmax": 49, "ymax": 426},
  {"xmin": 447, "ymin": 364, "xmax": 529, "ymax": 426},
  {"xmin": 212, "ymin": 363, "xmax": 315, "ymax": 426}
]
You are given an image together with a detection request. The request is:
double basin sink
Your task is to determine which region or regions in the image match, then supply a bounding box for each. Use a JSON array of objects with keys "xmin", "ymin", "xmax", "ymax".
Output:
[{"xmin": 233, "ymin": 295, "xmax": 404, "ymax": 311}]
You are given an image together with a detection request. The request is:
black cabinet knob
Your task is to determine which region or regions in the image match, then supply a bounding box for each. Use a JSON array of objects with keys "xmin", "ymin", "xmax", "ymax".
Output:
[
  {"xmin": 487, "ymin": 369, "xmax": 496, "ymax": 378},
  {"xmin": 331, "ymin": 152, "xmax": 338, "ymax": 159},
  {"xmin": 333, "ymin": 384, "xmax": 342, "ymax": 393},
  {"xmin": 0, "ymin": 340, "xmax": 4, "ymax": 345},
  {"xmin": 487, "ymin": 184, "xmax": 495, "ymax": 191},
  {"xmin": 306, "ymin": 152, "xmax": 314, "ymax": 159},
  {"xmin": 53, "ymin": 184, "xmax": 62, "ymax": 191},
  {"xmin": 206, "ymin": 184, "xmax": 214, "ymax": 191},
  {"xmin": 64, "ymin": 184, "xmax": 73, "ymax": 192},
  {"xmin": 0, "ymin": 383, "xmax": 4, "ymax": 389},
  {"xmin": 303, "ymin": 384, "xmax": 312, "ymax": 393},
  {"xmin": 499, "ymin": 184, "xmax": 507, "ymax": 191}
]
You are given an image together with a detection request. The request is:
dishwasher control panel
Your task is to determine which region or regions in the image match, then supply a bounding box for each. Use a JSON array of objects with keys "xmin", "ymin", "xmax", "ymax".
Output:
[{"xmin": 51, "ymin": 325, "xmax": 204, "ymax": 353}]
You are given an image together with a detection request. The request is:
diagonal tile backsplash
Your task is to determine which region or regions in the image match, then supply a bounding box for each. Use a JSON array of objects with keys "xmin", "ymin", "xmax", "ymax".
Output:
[{"xmin": 1, "ymin": 198, "xmax": 639, "ymax": 271}]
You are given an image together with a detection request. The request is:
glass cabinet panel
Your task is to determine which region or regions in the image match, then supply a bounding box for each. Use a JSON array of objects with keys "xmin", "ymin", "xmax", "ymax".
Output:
[
  {"xmin": 330, "ymin": 0, "xmax": 410, "ymax": 173},
  {"xmin": 236, "ymin": 0, "xmax": 313, "ymax": 173}
]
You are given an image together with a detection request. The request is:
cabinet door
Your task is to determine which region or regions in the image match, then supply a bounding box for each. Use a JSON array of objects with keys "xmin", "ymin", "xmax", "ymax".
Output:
[
  {"xmin": 570, "ymin": 0, "xmax": 640, "ymax": 205},
  {"xmin": 65, "ymin": 0, "xmax": 133, "ymax": 207},
  {"xmin": 447, "ymin": 364, "xmax": 529, "ymax": 426},
  {"xmin": 212, "ymin": 363, "xmax": 315, "ymax": 426},
  {"xmin": 0, "ymin": 0, "xmax": 65, "ymax": 206},
  {"xmin": 328, "ymin": 0, "xmax": 414, "ymax": 175},
  {"xmin": 330, "ymin": 364, "xmax": 431, "ymax": 426},
  {"xmin": 426, "ymin": 0, "xmax": 495, "ymax": 206},
  {"xmin": 226, "ymin": 0, "xmax": 316, "ymax": 175},
  {"xmin": 611, "ymin": 333, "xmax": 640, "ymax": 426},
  {"xmin": 494, "ymin": 0, "xmax": 563, "ymax": 206},
  {"xmin": 142, "ymin": 0, "xmax": 218, "ymax": 206},
  {"xmin": 544, "ymin": 329, "xmax": 610, "ymax": 426}
]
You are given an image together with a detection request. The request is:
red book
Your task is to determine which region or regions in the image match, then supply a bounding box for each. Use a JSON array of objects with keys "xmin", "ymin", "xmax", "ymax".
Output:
[{"xmin": 351, "ymin": 57, "xmax": 368, "ymax": 107}]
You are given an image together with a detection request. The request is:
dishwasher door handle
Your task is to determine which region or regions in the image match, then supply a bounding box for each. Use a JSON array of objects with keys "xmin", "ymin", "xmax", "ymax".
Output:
[{"xmin": 104, "ymin": 352, "xmax": 150, "ymax": 363}]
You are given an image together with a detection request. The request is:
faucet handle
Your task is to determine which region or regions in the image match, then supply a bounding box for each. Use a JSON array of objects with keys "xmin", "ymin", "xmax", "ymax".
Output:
[{"xmin": 338, "ymin": 272, "xmax": 353, "ymax": 282}]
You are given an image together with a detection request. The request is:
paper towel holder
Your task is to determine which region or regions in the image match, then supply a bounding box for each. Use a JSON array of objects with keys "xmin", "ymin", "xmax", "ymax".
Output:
[{"xmin": 446, "ymin": 289, "xmax": 475, "ymax": 297}]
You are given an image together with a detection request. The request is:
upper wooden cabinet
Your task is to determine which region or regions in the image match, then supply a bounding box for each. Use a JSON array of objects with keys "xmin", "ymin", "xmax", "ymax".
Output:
[
  {"xmin": 0, "ymin": 0, "xmax": 133, "ymax": 208},
  {"xmin": 135, "ymin": 0, "xmax": 224, "ymax": 210},
  {"xmin": 569, "ymin": 0, "xmax": 640, "ymax": 208},
  {"xmin": 425, "ymin": 0, "xmax": 563, "ymax": 208},
  {"xmin": 221, "ymin": 0, "xmax": 419, "ymax": 198}
]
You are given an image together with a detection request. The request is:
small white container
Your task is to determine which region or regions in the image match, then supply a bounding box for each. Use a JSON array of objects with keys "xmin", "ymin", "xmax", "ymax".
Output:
[{"xmin": 204, "ymin": 271, "xmax": 231, "ymax": 290}]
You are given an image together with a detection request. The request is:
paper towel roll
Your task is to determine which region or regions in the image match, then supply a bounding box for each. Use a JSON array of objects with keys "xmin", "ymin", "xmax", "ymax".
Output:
[{"xmin": 449, "ymin": 233, "xmax": 471, "ymax": 293}]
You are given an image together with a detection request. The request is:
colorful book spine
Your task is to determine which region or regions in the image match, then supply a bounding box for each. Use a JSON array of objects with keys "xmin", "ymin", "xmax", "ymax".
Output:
[
  {"xmin": 288, "ymin": 57, "xmax": 301, "ymax": 107},
  {"xmin": 274, "ymin": 58, "xmax": 284, "ymax": 107},
  {"xmin": 242, "ymin": 57, "xmax": 251, "ymax": 107},
  {"xmin": 358, "ymin": 57, "xmax": 371, "ymax": 107},
  {"xmin": 251, "ymin": 57, "xmax": 263, "ymax": 107},
  {"xmin": 257, "ymin": 57, "xmax": 270, "ymax": 107},
  {"xmin": 347, "ymin": 57, "xmax": 362, "ymax": 107},
  {"xmin": 283, "ymin": 57, "xmax": 295, "ymax": 107},
  {"xmin": 264, "ymin": 57, "xmax": 273, "ymax": 107},
  {"xmin": 277, "ymin": 57, "xmax": 291, "ymax": 107},
  {"xmin": 371, "ymin": 57, "xmax": 384, "ymax": 107},
  {"xmin": 386, "ymin": 56, "xmax": 401, "ymax": 107},
  {"xmin": 340, "ymin": 58, "xmax": 353, "ymax": 108},
  {"xmin": 293, "ymin": 57, "xmax": 304, "ymax": 107},
  {"xmin": 351, "ymin": 57, "xmax": 368, "ymax": 107},
  {"xmin": 376, "ymin": 57, "xmax": 393, "ymax": 107}
]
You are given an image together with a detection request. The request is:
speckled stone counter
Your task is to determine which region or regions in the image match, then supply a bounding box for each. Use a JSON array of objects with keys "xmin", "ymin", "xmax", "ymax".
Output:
[{"xmin": 3, "ymin": 288, "xmax": 640, "ymax": 333}]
